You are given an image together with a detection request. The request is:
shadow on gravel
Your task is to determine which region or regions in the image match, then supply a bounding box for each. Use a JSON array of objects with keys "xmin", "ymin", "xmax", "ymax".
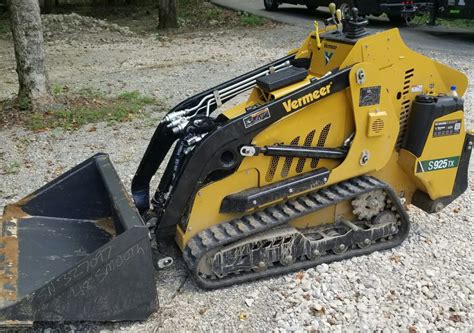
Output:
[{"xmin": 419, "ymin": 30, "xmax": 474, "ymax": 42}]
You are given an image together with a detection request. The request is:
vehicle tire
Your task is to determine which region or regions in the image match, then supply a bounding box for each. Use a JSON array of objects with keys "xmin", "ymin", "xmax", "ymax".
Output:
[
  {"xmin": 336, "ymin": 0, "xmax": 354, "ymax": 19},
  {"xmin": 264, "ymin": 0, "xmax": 279, "ymax": 11},
  {"xmin": 387, "ymin": 14, "xmax": 402, "ymax": 23},
  {"xmin": 387, "ymin": 13, "xmax": 411, "ymax": 25},
  {"xmin": 306, "ymin": 3, "xmax": 317, "ymax": 12}
]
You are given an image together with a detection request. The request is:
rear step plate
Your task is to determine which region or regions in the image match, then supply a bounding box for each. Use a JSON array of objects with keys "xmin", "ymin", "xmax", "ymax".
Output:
[{"xmin": 220, "ymin": 167, "xmax": 329, "ymax": 213}]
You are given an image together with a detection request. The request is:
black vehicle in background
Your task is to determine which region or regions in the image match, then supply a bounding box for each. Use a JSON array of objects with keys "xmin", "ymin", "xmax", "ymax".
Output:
[
  {"xmin": 263, "ymin": 0, "xmax": 431, "ymax": 23},
  {"xmin": 434, "ymin": 0, "xmax": 474, "ymax": 19}
]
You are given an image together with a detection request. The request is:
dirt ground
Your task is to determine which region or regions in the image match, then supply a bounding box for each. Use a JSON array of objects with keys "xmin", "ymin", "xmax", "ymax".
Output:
[
  {"xmin": 0, "ymin": 7, "xmax": 473, "ymax": 332},
  {"xmin": 0, "ymin": 9, "xmax": 290, "ymax": 103}
]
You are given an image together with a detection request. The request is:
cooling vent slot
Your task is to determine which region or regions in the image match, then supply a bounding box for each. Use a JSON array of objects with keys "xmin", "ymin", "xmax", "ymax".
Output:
[
  {"xmin": 265, "ymin": 124, "xmax": 331, "ymax": 182},
  {"xmin": 266, "ymin": 155, "xmax": 280, "ymax": 182},
  {"xmin": 281, "ymin": 136, "xmax": 300, "ymax": 178},
  {"xmin": 296, "ymin": 130, "xmax": 316, "ymax": 173},
  {"xmin": 396, "ymin": 68, "xmax": 415, "ymax": 148},
  {"xmin": 367, "ymin": 110, "xmax": 387, "ymax": 137},
  {"xmin": 311, "ymin": 124, "xmax": 331, "ymax": 169},
  {"xmin": 372, "ymin": 119, "xmax": 384, "ymax": 133}
]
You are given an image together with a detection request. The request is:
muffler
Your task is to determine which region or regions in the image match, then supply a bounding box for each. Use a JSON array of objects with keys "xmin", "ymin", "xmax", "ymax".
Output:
[{"xmin": 0, "ymin": 154, "xmax": 157, "ymax": 325}]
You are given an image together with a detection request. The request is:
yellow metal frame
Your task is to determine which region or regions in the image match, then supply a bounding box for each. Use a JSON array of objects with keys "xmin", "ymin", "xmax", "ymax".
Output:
[{"xmin": 176, "ymin": 27, "xmax": 469, "ymax": 249}]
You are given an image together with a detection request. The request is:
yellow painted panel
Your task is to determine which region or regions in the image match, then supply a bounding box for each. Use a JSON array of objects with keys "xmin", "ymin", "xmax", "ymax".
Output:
[
  {"xmin": 370, "ymin": 152, "xmax": 417, "ymax": 205},
  {"xmin": 328, "ymin": 63, "xmax": 399, "ymax": 184},
  {"xmin": 310, "ymin": 39, "xmax": 354, "ymax": 77},
  {"xmin": 181, "ymin": 168, "xmax": 259, "ymax": 243}
]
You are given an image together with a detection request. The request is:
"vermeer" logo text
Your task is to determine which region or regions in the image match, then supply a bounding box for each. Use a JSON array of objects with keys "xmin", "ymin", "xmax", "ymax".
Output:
[{"xmin": 282, "ymin": 82, "xmax": 333, "ymax": 112}]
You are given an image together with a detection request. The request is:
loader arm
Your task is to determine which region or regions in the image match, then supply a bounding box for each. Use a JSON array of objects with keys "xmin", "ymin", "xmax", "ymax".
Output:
[{"xmin": 131, "ymin": 54, "xmax": 297, "ymax": 213}]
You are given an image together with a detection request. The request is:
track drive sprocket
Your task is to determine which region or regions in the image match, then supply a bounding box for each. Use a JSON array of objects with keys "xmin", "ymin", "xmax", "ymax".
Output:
[{"xmin": 351, "ymin": 189, "xmax": 386, "ymax": 220}]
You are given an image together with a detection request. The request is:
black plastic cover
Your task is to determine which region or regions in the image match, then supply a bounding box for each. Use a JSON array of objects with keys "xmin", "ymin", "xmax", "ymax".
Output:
[
  {"xmin": 402, "ymin": 95, "xmax": 464, "ymax": 157},
  {"xmin": 256, "ymin": 66, "xmax": 308, "ymax": 92}
]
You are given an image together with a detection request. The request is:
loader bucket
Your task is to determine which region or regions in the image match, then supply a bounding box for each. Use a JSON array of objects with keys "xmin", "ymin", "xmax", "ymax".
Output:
[{"xmin": 0, "ymin": 153, "xmax": 157, "ymax": 325}]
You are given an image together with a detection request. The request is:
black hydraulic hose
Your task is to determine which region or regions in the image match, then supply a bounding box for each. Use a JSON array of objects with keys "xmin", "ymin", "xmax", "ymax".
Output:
[
  {"xmin": 150, "ymin": 138, "xmax": 188, "ymax": 213},
  {"xmin": 131, "ymin": 122, "xmax": 179, "ymax": 213},
  {"xmin": 169, "ymin": 139, "xmax": 187, "ymax": 187},
  {"xmin": 132, "ymin": 55, "xmax": 297, "ymax": 214}
]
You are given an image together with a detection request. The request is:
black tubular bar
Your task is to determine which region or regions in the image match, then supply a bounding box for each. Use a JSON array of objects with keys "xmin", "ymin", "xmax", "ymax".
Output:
[{"xmin": 261, "ymin": 145, "xmax": 347, "ymax": 159}]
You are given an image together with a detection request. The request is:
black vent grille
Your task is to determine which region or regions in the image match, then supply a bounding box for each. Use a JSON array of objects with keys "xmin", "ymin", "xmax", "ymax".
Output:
[
  {"xmin": 281, "ymin": 136, "xmax": 301, "ymax": 178},
  {"xmin": 265, "ymin": 124, "xmax": 331, "ymax": 182},
  {"xmin": 396, "ymin": 68, "xmax": 415, "ymax": 148},
  {"xmin": 296, "ymin": 130, "xmax": 316, "ymax": 173},
  {"xmin": 311, "ymin": 124, "xmax": 331, "ymax": 169},
  {"xmin": 266, "ymin": 155, "xmax": 280, "ymax": 182}
]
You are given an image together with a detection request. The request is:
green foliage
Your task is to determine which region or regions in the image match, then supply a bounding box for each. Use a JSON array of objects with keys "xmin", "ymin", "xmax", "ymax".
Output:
[
  {"xmin": 52, "ymin": 84, "xmax": 66, "ymax": 96},
  {"xmin": 118, "ymin": 90, "xmax": 155, "ymax": 104},
  {"xmin": 3, "ymin": 161, "xmax": 21, "ymax": 175},
  {"xmin": 18, "ymin": 96, "xmax": 31, "ymax": 110},
  {"xmin": 0, "ymin": 20, "xmax": 9, "ymax": 35},
  {"xmin": 438, "ymin": 18, "xmax": 474, "ymax": 29},
  {"xmin": 26, "ymin": 91, "xmax": 158, "ymax": 131},
  {"xmin": 177, "ymin": 0, "xmax": 267, "ymax": 28},
  {"xmin": 408, "ymin": 11, "xmax": 474, "ymax": 29},
  {"xmin": 239, "ymin": 12, "xmax": 265, "ymax": 26},
  {"xmin": 78, "ymin": 87, "xmax": 106, "ymax": 98}
]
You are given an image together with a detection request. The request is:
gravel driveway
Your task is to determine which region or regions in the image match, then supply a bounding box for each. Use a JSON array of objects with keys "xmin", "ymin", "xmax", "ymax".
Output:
[{"xmin": 0, "ymin": 14, "xmax": 472, "ymax": 331}]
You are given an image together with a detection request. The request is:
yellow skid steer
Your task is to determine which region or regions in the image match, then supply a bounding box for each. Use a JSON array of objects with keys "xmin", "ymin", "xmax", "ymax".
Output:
[{"xmin": 0, "ymin": 6, "xmax": 472, "ymax": 325}]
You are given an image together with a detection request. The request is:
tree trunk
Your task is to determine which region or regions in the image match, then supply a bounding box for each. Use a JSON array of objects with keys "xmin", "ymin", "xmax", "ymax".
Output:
[
  {"xmin": 158, "ymin": 0, "xmax": 178, "ymax": 29},
  {"xmin": 42, "ymin": 0, "xmax": 55, "ymax": 14},
  {"xmin": 8, "ymin": 0, "xmax": 51, "ymax": 110}
]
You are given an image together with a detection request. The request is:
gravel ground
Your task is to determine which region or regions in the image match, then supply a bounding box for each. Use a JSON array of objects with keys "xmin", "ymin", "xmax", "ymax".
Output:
[
  {"xmin": 41, "ymin": 13, "xmax": 133, "ymax": 39},
  {"xmin": 0, "ymin": 14, "xmax": 473, "ymax": 331}
]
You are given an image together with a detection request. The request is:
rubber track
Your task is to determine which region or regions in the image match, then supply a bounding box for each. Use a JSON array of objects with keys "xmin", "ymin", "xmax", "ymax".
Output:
[{"xmin": 183, "ymin": 176, "xmax": 410, "ymax": 289}]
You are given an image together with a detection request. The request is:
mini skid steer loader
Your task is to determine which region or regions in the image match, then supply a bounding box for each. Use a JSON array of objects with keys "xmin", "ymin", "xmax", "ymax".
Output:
[{"xmin": 0, "ymin": 5, "xmax": 472, "ymax": 325}]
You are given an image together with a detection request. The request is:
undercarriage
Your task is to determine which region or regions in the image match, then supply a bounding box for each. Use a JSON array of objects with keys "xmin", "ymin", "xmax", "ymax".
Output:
[{"xmin": 184, "ymin": 176, "xmax": 410, "ymax": 288}]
